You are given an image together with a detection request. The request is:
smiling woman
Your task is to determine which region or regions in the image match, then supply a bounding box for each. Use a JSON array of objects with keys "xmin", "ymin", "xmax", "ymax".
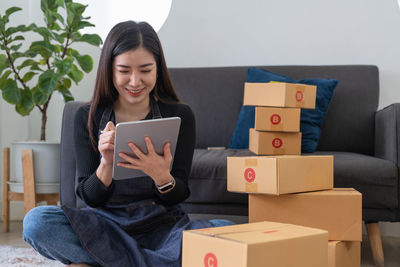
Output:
[
  {"xmin": 77, "ymin": 0, "xmax": 172, "ymax": 40},
  {"xmin": 21, "ymin": 20, "xmax": 234, "ymax": 267}
]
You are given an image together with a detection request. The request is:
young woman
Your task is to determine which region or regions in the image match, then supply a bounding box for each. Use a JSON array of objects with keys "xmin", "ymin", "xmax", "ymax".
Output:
[{"xmin": 22, "ymin": 21, "xmax": 233, "ymax": 266}]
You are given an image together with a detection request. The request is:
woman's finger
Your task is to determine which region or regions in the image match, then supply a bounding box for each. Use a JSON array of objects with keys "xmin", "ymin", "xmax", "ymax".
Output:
[
  {"xmin": 116, "ymin": 162, "xmax": 140, "ymax": 170},
  {"xmin": 102, "ymin": 135, "xmax": 115, "ymax": 144},
  {"xmin": 144, "ymin": 136, "xmax": 156, "ymax": 154},
  {"xmin": 163, "ymin": 142, "xmax": 172, "ymax": 161},
  {"xmin": 102, "ymin": 143, "xmax": 114, "ymax": 151},
  {"xmin": 118, "ymin": 152, "xmax": 138, "ymax": 164},
  {"xmin": 103, "ymin": 121, "xmax": 115, "ymax": 132},
  {"xmin": 100, "ymin": 130, "xmax": 115, "ymax": 140},
  {"xmin": 128, "ymin": 142, "xmax": 145, "ymax": 159}
]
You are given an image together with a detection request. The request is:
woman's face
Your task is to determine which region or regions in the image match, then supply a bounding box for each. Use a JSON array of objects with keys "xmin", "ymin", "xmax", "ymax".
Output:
[{"xmin": 112, "ymin": 47, "xmax": 157, "ymax": 107}]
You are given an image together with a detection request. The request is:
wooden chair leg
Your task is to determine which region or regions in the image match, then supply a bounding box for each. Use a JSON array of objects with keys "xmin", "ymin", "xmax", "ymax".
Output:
[
  {"xmin": 22, "ymin": 149, "xmax": 36, "ymax": 215},
  {"xmin": 3, "ymin": 148, "xmax": 10, "ymax": 232},
  {"xmin": 366, "ymin": 222, "xmax": 384, "ymax": 267}
]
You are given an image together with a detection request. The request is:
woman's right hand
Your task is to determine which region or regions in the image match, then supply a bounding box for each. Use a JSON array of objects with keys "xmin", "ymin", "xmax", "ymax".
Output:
[{"xmin": 98, "ymin": 121, "xmax": 115, "ymax": 166}]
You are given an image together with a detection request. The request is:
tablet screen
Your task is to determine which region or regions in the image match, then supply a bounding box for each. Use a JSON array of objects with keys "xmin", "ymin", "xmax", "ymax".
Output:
[{"xmin": 112, "ymin": 117, "xmax": 181, "ymax": 180}]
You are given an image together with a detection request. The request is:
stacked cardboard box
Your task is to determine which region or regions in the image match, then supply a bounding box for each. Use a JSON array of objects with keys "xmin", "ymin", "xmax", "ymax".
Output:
[
  {"xmin": 229, "ymin": 82, "xmax": 361, "ymax": 266},
  {"xmin": 244, "ymin": 82, "xmax": 316, "ymax": 156},
  {"xmin": 182, "ymin": 221, "xmax": 328, "ymax": 267},
  {"xmin": 182, "ymin": 82, "xmax": 361, "ymax": 266}
]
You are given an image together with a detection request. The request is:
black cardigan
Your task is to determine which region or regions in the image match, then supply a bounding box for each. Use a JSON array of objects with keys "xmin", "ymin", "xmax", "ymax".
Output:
[{"xmin": 73, "ymin": 101, "xmax": 196, "ymax": 207}]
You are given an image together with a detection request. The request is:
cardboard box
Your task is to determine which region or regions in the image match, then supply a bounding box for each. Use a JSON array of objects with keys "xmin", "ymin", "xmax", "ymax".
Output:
[
  {"xmin": 227, "ymin": 155, "xmax": 333, "ymax": 195},
  {"xmin": 328, "ymin": 241, "xmax": 360, "ymax": 267},
  {"xmin": 182, "ymin": 221, "xmax": 328, "ymax": 267},
  {"xmin": 249, "ymin": 188, "xmax": 362, "ymax": 241},
  {"xmin": 243, "ymin": 82, "xmax": 316, "ymax": 109},
  {"xmin": 249, "ymin": 128, "xmax": 301, "ymax": 155},
  {"xmin": 255, "ymin": 107, "xmax": 300, "ymax": 132}
]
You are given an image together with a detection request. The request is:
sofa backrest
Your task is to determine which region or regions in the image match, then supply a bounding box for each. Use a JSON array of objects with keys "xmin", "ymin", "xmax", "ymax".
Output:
[
  {"xmin": 60, "ymin": 101, "xmax": 86, "ymax": 208},
  {"xmin": 60, "ymin": 65, "xmax": 379, "ymax": 207},
  {"xmin": 169, "ymin": 65, "xmax": 379, "ymax": 155}
]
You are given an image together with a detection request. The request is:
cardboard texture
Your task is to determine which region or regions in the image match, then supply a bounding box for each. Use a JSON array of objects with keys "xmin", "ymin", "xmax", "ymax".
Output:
[
  {"xmin": 328, "ymin": 241, "xmax": 360, "ymax": 267},
  {"xmin": 249, "ymin": 128, "xmax": 302, "ymax": 155},
  {"xmin": 249, "ymin": 188, "xmax": 362, "ymax": 241},
  {"xmin": 182, "ymin": 221, "xmax": 328, "ymax": 267},
  {"xmin": 243, "ymin": 82, "xmax": 316, "ymax": 109},
  {"xmin": 255, "ymin": 107, "xmax": 301, "ymax": 132},
  {"xmin": 227, "ymin": 155, "xmax": 333, "ymax": 195}
]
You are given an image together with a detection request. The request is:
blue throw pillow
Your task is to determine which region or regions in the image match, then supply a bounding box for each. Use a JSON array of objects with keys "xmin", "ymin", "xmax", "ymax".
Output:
[{"xmin": 228, "ymin": 67, "xmax": 338, "ymax": 153}]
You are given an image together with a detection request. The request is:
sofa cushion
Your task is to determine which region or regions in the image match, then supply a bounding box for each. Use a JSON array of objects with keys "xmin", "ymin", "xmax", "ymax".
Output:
[
  {"xmin": 187, "ymin": 149, "xmax": 398, "ymax": 213},
  {"xmin": 308, "ymin": 151, "xmax": 398, "ymax": 210},
  {"xmin": 186, "ymin": 149, "xmax": 254, "ymax": 204},
  {"xmin": 228, "ymin": 67, "xmax": 338, "ymax": 152}
]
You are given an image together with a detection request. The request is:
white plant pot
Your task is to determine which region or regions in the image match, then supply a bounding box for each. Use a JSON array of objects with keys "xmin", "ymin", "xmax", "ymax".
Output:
[{"xmin": 10, "ymin": 141, "xmax": 60, "ymax": 194}]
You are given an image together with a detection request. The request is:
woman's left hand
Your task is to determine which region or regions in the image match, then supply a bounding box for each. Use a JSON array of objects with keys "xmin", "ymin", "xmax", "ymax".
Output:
[{"xmin": 117, "ymin": 136, "xmax": 173, "ymax": 185}]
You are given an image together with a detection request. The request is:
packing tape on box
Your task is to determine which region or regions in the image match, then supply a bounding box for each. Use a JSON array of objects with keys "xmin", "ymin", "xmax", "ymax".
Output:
[
  {"xmin": 245, "ymin": 158, "xmax": 258, "ymax": 166},
  {"xmin": 273, "ymin": 148, "xmax": 286, "ymax": 154},
  {"xmin": 246, "ymin": 182, "xmax": 258, "ymax": 193}
]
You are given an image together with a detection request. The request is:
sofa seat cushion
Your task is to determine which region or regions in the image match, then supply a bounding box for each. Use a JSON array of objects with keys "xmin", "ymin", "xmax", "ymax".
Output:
[
  {"xmin": 308, "ymin": 151, "xmax": 398, "ymax": 210},
  {"xmin": 187, "ymin": 149, "xmax": 398, "ymax": 212},
  {"xmin": 186, "ymin": 149, "xmax": 254, "ymax": 204}
]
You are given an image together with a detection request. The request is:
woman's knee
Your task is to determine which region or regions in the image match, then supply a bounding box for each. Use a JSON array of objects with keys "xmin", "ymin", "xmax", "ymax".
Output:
[{"xmin": 23, "ymin": 206, "xmax": 65, "ymax": 242}]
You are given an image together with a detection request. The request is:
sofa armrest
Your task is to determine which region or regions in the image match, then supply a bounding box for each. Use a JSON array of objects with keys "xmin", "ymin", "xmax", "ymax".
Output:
[{"xmin": 375, "ymin": 103, "xmax": 400, "ymax": 166}]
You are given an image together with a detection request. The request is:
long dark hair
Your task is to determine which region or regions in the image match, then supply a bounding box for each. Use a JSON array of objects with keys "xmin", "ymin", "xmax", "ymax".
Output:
[{"xmin": 88, "ymin": 21, "xmax": 179, "ymax": 149}]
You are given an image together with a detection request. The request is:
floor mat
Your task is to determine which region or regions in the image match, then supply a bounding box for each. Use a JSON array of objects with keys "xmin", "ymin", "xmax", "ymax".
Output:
[{"xmin": 0, "ymin": 245, "xmax": 63, "ymax": 267}]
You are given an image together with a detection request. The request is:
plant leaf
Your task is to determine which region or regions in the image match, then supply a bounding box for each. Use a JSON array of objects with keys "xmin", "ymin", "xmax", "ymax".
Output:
[
  {"xmin": 32, "ymin": 86, "xmax": 49, "ymax": 105},
  {"xmin": 63, "ymin": 78, "xmax": 71, "ymax": 88},
  {"xmin": 74, "ymin": 54, "xmax": 92, "ymax": 73},
  {"xmin": 0, "ymin": 54, "xmax": 10, "ymax": 75},
  {"xmin": 38, "ymin": 69, "xmax": 58, "ymax": 94},
  {"xmin": 10, "ymin": 43, "xmax": 22, "ymax": 51},
  {"xmin": 8, "ymin": 35, "xmax": 25, "ymax": 43},
  {"xmin": 55, "ymin": 56, "xmax": 73, "ymax": 75},
  {"xmin": 22, "ymin": 71, "xmax": 36, "ymax": 82},
  {"xmin": 76, "ymin": 33, "xmax": 102, "ymax": 46},
  {"xmin": 5, "ymin": 25, "xmax": 27, "ymax": 37},
  {"xmin": 17, "ymin": 59, "xmax": 37, "ymax": 70},
  {"xmin": 0, "ymin": 70, "xmax": 12, "ymax": 88},
  {"xmin": 58, "ymin": 85, "xmax": 74, "ymax": 102},
  {"xmin": 33, "ymin": 26, "xmax": 54, "ymax": 40},
  {"xmin": 66, "ymin": 2, "xmax": 86, "ymax": 28},
  {"xmin": 67, "ymin": 64, "xmax": 83, "ymax": 84},
  {"xmin": 16, "ymin": 89, "xmax": 34, "ymax": 116},
  {"xmin": 5, "ymin": 7, "xmax": 22, "ymax": 19},
  {"xmin": 77, "ymin": 21, "xmax": 95, "ymax": 30},
  {"xmin": 2, "ymin": 79, "xmax": 21, "ymax": 104},
  {"xmin": 29, "ymin": 40, "xmax": 55, "ymax": 59}
]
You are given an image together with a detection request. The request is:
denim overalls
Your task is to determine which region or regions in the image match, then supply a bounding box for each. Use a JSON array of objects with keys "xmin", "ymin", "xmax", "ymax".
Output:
[{"xmin": 62, "ymin": 98, "xmax": 211, "ymax": 267}]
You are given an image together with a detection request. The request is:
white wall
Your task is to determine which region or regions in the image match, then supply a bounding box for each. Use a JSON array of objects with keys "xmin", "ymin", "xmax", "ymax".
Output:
[
  {"xmin": 159, "ymin": 0, "xmax": 400, "ymax": 109},
  {"xmin": 1, "ymin": 0, "xmax": 400, "ymax": 235}
]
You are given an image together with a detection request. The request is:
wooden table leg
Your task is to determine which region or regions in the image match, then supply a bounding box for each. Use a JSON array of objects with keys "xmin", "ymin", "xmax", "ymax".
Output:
[
  {"xmin": 3, "ymin": 148, "xmax": 10, "ymax": 232},
  {"xmin": 22, "ymin": 150, "xmax": 36, "ymax": 215},
  {"xmin": 366, "ymin": 222, "xmax": 385, "ymax": 267}
]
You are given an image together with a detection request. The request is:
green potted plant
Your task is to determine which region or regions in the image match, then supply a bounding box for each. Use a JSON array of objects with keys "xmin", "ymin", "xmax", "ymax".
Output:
[{"xmin": 0, "ymin": 0, "xmax": 102, "ymax": 193}]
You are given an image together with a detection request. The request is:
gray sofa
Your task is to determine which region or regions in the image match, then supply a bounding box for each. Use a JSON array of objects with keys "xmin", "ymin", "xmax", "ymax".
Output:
[{"xmin": 60, "ymin": 65, "xmax": 398, "ymax": 264}]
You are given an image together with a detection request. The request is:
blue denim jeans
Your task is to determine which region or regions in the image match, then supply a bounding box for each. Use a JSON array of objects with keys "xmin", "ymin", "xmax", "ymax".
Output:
[
  {"xmin": 23, "ymin": 206, "xmax": 100, "ymax": 266},
  {"xmin": 23, "ymin": 206, "xmax": 235, "ymax": 265}
]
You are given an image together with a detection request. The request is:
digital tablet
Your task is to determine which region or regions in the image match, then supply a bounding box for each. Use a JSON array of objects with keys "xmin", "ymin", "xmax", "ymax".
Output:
[{"xmin": 112, "ymin": 117, "xmax": 181, "ymax": 180}]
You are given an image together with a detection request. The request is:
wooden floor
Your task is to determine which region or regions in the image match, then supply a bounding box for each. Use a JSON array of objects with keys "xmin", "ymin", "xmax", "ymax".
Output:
[{"xmin": 1, "ymin": 221, "xmax": 400, "ymax": 266}]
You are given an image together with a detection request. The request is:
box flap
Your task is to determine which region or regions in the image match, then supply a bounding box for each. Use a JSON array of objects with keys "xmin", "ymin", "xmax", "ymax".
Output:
[
  {"xmin": 191, "ymin": 221, "xmax": 289, "ymax": 236},
  {"xmin": 302, "ymin": 188, "xmax": 361, "ymax": 196},
  {"xmin": 190, "ymin": 222, "xmax": 327, "ymax": 245},
  {"xmin": 219, "ymin": 224, "xmax": 327, "ymax": 245}
]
